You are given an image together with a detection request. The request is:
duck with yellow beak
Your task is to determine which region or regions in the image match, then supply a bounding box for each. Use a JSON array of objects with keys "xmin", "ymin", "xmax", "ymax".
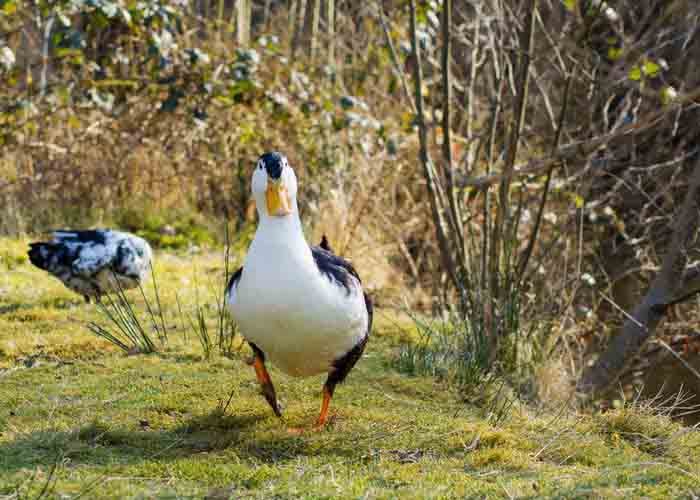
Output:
[{"xmin": 226, "ymin": 152, "xmax": 372, "ymax": 431}]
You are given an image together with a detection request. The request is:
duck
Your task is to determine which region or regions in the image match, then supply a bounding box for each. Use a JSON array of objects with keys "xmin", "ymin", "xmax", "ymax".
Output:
[
  {"xmin": 226, "ymin": 151, "xmax": 372, "ymax": 431},
  {"xmin": 28, "ymin": 229, "xmax": 153, "ymax": 303}
]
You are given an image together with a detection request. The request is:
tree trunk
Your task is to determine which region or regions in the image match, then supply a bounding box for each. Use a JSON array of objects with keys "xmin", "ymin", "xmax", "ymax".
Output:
[
  {"xmin": 578, "ymin": 154, "xmax": 700, "ymax": 397},
  {"xmin": 309, "ymin": 0, "xmax": 321, "ymax": 58},
  {"xmin": 290, "ymin": 0, "xmax": 307, "ymax": 59},
  {"xmin": 408, "ymin": 0, "xmax": 463, "ymax": 300},
  {"xmin": 236, "ymin": 0, "xmax": 252, "ymax": 47},
  {"xmin": 327, "ymin": 0, "xmax": 335, "ymax": 68}
]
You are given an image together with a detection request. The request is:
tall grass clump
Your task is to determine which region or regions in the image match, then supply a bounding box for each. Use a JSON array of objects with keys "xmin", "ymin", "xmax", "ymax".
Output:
[
  {"xmin": 87, "ymin": 223, "xmax": 240, "ymax": 359},
  {"xmin": 216, "ymin": 222, "xmax": 238, "ymax": 356},
  {"xmin": 395, "ymin": 0, "xmax": 573, "ymax": 397},
  {"xmin": 176, "ymin": 222, "xmax": 239, "ymax": 359},
  {"xmin": 87, "ymin": 267, "xmax": 167, "ymax": 354},
  {"xmin": 395, "ymin": 312, "xmax": 491, "ymax": 387}
]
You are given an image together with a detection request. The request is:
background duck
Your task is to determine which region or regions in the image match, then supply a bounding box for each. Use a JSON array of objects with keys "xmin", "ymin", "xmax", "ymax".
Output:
[
  {"xmin": 226, "ymin": 151, "xmax": 372, "ymax": 431},
  {"xmin": 28, "ymin": 229, "xmax": 153, "ymax": 303}
]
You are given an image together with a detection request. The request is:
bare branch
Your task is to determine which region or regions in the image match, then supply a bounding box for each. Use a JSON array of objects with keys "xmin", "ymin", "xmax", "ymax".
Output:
[{"xmin": 408, "ymin": 0, "xmax": 463, "ymax": 298}]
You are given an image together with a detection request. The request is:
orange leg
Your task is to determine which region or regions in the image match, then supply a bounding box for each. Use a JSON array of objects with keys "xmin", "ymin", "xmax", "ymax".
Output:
[
  {"xmin": 250, "ymin": 349, "xmax": 282, "ymax": 417},
  {"xmin": 287, "ymin": 384, "xmax": 334, "ymax": 434},
  {"xmin": 314, "ymin": 385, "xmax": 333, "ymax": 428}
]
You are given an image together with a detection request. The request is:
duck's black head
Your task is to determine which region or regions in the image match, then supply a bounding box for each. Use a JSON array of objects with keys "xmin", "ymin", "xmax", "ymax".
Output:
[{"xmin": 258, "ymin": 151, "xmax": 287, "ymax": 180}]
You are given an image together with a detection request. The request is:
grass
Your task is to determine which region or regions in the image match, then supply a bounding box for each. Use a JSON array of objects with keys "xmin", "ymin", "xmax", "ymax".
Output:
[{"xmin": 1, "ymin": 237, "xmax": 700, "ymax": 498}]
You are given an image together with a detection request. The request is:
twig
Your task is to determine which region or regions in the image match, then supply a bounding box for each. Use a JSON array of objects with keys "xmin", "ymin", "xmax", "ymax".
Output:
[
  {"xmin": 656, "ymin": 339, "xmax": 700, "ymax": 383},
  {"xmin": 377, "ymin": 2, "xmax": 415, "ymax": 112}
]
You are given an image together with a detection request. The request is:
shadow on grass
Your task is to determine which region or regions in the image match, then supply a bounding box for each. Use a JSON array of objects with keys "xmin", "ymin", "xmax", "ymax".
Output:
[
  {"xmin": 0, "ymin": 409, "xmax": 354, "ymax": 475},
  {"xmin": 0, "ymin": 297, "xmax": 85, "ymax": 316}
]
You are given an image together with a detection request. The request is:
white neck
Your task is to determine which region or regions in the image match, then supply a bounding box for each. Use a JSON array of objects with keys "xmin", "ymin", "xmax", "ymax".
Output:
[{"xmin": 247, "ymin": 198, "xmax": 311, "ymax": 263}]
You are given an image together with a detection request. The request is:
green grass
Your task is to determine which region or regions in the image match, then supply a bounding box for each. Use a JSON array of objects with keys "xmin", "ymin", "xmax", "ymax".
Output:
[{"xmin": 1, "ymin": 237, "xmax": 699, "ymax": 498}]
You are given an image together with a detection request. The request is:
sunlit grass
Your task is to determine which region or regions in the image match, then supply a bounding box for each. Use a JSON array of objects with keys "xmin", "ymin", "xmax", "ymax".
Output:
[{"xmin": 1, "ymin": 237, "xmax": 699, "ymax": 498}]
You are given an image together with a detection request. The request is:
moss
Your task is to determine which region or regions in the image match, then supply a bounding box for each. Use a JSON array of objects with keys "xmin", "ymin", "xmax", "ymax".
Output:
[{"xmin": 114, "ymin": 206, "xmax": 218, "ymax": 249}]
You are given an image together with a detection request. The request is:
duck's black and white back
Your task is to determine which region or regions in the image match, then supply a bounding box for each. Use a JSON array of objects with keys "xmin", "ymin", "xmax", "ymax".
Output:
[
  {"xmin": 225, "ymin": 152, "xmax": 372, "ymax": 429},
  {"xmin": 28, "ymin": 229, "xmax": 152, "ymax": 302}
]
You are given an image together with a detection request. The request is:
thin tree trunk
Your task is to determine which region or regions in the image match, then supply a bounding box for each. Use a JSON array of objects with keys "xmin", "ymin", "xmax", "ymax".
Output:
[
  {"xmin": 217, "ymin": 0, "xmax": 225, "ymax": 40},
  {"xmin": 408, "ymin": 0, "xmax": 463, "ymax": 300},
  {"xmin": 489, "ymin": 0, "xmax": 538, "ymax": 297},
  {"xmin": 236, "ymin": 0, "xmax": 252, "ymax": 47},
  {"xmin": 464, "ymin": 3, "xmax": 482, "ymax": 172},
  {"xmin": 263, "ymin": 0, "xmax": 273, "ymax": 29},
  {"xmin": 378, "ymin": 2, "xmax": 414, "ymax": 111},
  {"xmin": 288, "ymin": 0, "xmax": 298, "ymax": 48},
  {"xmin": 291, "ymin": 0, "xmax": 307, "ymax": 59},
  {"xmin": 310, "ymin": 0, "xmax": 321, "ymax": 58},
  {"xmin": 578, "ymin": 154, "xmax": 700, "ymax": 396},
  {"xmin": 440, "ymin": 0, "xmax": 466, "ymax": 271},
  {"xmin": 39, "ymin": 14, "xmax": 55, "ymax": 98},
  {"xmin": 516, "ymin": 72, "xmax": 573, "ymax": 282},
  {"xmin": 327, "ymin": 0, "xmax": 335, "ymax": 68}
]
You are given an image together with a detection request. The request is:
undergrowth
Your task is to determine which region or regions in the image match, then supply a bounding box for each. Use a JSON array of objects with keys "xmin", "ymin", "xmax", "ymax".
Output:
[{"xmin": 87, "ymin": 223, "xmax": 238, "ymax": 358}]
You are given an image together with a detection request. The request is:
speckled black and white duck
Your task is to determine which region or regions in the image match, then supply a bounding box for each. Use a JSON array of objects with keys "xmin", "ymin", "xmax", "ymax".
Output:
[
  {"xmin": 28, "ymin": 229, "xmax": 152, "ymax": 303},
  {"xmin": 225, "ymin": 152, "xmax": 372, "ymax": 431}
]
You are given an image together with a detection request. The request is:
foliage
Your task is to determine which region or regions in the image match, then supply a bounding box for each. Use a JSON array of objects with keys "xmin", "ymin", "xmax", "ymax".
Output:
[{"xmin": 0, "ymin": 0, "xmax": 397, "ymax": 245}]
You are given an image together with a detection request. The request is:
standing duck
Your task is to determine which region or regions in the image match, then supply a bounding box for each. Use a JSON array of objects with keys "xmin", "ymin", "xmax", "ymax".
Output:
[
  {"xmin": 28, "ymin": 229, "xmax": 152, "ymax": 303},
  {"xmin": 226, "ymin": 152, "xmax": 372, "ymax": 430}
]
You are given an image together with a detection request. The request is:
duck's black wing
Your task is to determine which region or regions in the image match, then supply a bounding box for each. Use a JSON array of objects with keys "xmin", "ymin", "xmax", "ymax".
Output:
[
  {"xmin": 310, "ymin": 242, "xmax": 362, "ymax": 294},
  {"xmin": 310, "ymin": 235, "xmax": 372, "ymax": 334},
  {"xmin": 225, "ymin": 266, "xmax": 243, "ymax": 299}
]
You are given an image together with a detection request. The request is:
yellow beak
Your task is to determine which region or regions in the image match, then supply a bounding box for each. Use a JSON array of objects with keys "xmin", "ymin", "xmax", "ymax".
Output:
[{"xmin": 266, "ymin": 181, "xmax": 292, "ymax": 216}]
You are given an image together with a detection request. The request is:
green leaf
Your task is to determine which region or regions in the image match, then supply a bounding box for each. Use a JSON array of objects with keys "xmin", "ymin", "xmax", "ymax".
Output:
[
  {"xmin": 642, "ymin": 60, "xmax": 660, "ymax": 77},
  {"xmin": 213, "ymin": 95, "xmax": 234, "ymax": 107},
  {"xmin": 55, "ymin": 48, "xmax": 83, "ymax": 58},
  {"xmin": 57, "ymin": 12, "xmax": 71, "ymax": 27},
  {"xmin": 67, "ymin": 115, "xmax": 81, "ymax": 129},
  {"xmin": 628, "ymin": 66, "xmax": 642, "ymax": 81},
  {"xmin": 1, "ymin": 0, "xmax": 17, "ymax": 15},
  {"xmin": 607, "ymin": 47, "xmax": 623, "ymax": 61},
  {"xmin": 574, "ymin": 194, "xmax": 584, "ymax": 209},
  {"xmin": 55, "ymin": 48, "xmax": 84, "ymax": 66},
  {"xmin": 660, "ymin": 86, "xmax": 678, "ymax": 105},
  {"xmin": 93, "ymin": 79, "xmax": 138, "ymax": 89},
  {"xmin": 563, "ymin": 0, "xmax": 577, "ymax": 11}
]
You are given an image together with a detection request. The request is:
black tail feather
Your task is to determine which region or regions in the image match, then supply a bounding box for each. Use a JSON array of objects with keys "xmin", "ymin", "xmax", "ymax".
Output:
[
  {"xmin": 319, "ymin": 235, "xmax": 332, "ymax": 252},
  {"xmin": 28, "ymin": 243, "xmax": 50, "ymax": 270}
]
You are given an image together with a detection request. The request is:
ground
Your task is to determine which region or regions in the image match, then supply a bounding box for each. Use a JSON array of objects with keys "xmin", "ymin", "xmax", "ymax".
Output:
[{"xmin": 1, "ymin": 238, "xmax": 699, "ymax": 499}]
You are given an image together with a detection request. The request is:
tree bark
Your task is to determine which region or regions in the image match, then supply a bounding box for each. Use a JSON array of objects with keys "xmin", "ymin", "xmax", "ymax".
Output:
[
  {"xmin": 489, "ymin": 0, "xmax": 538, "ymax": 297},
  {"xmin": 309, "ymin": 0, "xmax": 321, "ymax": 58},
  {"xmin": 441, "ymin": 0, "xmax": 466, "ymax": 269},
  {"xmin": 327, "ymin": 0, "xmax": 335, "ymax": 69},
  {"xmin": 408, "ymin": 0, "xmax": 463, "ymax": 300},
  {"xmin": 578, "ymin": 154, "xmax": 700, "ymax": 396},
  {"xmin": 236, "ymin": 0, "xmax": 252, "ymax": 47}
]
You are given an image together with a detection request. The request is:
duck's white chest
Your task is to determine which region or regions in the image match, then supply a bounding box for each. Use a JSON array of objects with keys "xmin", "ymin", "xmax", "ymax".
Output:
[{"xmin": 228, "ymin": 242, "xmax": 367, "ymax": 377}]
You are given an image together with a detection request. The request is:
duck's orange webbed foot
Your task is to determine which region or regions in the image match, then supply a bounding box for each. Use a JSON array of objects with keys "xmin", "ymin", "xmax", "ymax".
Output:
[{"xmin": 287, "ymin": 385, "xmax": 335, "ymax": 434}]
